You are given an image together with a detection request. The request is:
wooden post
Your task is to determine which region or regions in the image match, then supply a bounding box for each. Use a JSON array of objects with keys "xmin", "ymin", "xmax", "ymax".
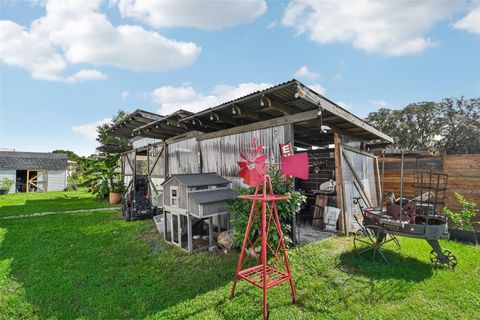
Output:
[
  {"xmin": 26, "ymin": 170, "xmax": 29, "ymax": 193},
  {"xmin": 375, "ymin": 156, "xmax": 382, "ymax": 205},
  {"xmin": 187, "ymin": 214, "xmax": 193, "ymax": 252},
  {"xmin": 333, "ymin": 132, "xmax": 347, "ymax": 234},
  {"xmin": 208, "ymin": 217, "xmax": 214, "ymax": 245}
]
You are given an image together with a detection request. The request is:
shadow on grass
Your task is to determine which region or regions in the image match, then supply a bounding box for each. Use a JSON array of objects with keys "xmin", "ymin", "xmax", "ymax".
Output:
[
  {"xmin": 0, "ymin": 195, "xmax": 112, "ymax": 217},
  {"xmin": 338, "ymin": 247, "xmax": 433, "ymax": 282},
  {"xmin": 0, "ymin": 211, "xmax": 238, "ymax": 319}
]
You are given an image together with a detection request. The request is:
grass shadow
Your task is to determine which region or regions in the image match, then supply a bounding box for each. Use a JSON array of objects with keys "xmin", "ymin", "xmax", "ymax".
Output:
[
  {"xmin": 338, "ymin": 246, "xmax": 433, "ymax": 282},
  {"xmin": 0, "ymin": 194, "xmax": 113, "ymax": 217},
  {"xmin": 0, "ymin": 210, "xmax": 238, "ymax": 319}
]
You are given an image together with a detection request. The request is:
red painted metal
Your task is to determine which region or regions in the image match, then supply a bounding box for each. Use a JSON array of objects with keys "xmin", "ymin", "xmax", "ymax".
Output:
[
  {"xmin": 280, "ymin": 152, "xmax": 309, "ymax": 180},
  {"xmin": 230, "ymin": 174, "xmax": 298, "ymax": 319}
]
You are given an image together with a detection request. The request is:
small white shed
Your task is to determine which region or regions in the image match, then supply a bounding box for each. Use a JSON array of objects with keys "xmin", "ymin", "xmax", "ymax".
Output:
[{"xmin": 0, "ymin": 151, "xmax": 68, "ymax": 193}]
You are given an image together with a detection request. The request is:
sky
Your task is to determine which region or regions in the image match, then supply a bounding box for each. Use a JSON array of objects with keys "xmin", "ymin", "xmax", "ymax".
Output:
[{"xmin": 0, "ymin": 0, "xmax": 479, "ymax": 156}]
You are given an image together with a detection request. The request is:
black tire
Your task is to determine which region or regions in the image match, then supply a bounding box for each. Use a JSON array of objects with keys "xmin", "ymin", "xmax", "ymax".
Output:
[{"xmin": 124, "ymin": 209, "xmax": 131, "ymax": 222}]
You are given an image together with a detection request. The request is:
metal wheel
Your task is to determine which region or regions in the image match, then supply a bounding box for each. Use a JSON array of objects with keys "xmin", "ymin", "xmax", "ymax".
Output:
[
  {"xmin": 353, "ymin": 225, "xmax": 390, "ymax": 263},
  {"xmin": 430, "ymin": 249, "xmax": 457, "ymax": 269}
]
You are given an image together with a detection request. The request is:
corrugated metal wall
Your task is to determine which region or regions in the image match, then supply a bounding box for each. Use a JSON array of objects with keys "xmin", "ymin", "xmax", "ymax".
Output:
[
  {"xmin": 341, "ymin": 147, "xmax": 378, "ymax": 232},
  {"xmin": 167, "ymin": 137, "xmax": 200, "ymax": 175},
  {"xmin": 0, "ymin": 169, "xmax": 16, "ymax": 193},
  {"xmin": 47, "ymin": 170, "xmax": 67, "ymax": 191},
  {"xmin": 199, "ymin": 125, "xmax": 292, "ymax": 189}
]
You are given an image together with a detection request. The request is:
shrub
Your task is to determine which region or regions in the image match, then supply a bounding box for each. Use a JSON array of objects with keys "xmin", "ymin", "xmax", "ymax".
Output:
[
  {"xmin": 0, "ymin": 177, "xmax": 14, "ymax": 193},
  {"xmin": 444, "ymin": 193, "xmax": 479, "ymax": 231},
  {"xmin": 228, "ymin": 170, "xmax": 306, "ymax": 250}
]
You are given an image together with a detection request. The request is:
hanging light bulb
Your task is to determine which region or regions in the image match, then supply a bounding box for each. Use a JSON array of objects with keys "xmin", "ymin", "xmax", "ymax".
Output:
[
  {"xmin": 260, "ymin": 94, "xmax": 265, "ymax": 107},
  {"xmin": 192, "ymin": 118, "xmax": 196, "ymax": 125},
  {"xmin": 210, "ymin": 112, "xmax": 214, "ymax": 121},
  {"xmin": 232, "ymin": 106, "xmax": 236, "ymax": 115}
]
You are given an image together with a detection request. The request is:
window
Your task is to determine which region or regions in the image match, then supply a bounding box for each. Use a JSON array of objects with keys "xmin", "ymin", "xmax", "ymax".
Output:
[{"xmin": 171, "ymin": 187, "xmax": 179, "ymax": 207}]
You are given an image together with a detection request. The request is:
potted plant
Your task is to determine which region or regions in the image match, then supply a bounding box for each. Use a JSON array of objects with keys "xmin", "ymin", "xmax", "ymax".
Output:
[
  {"xmin": 0, "ymin": 177, "xmax": 14, "ymax": 195},
  {"xmin": 109, "ymin": 181, "xmax": 125, "ymax": 204},
  {"xmin": 444, "ymin": 193, "xmax": 479, "ymax": 245},
  {"xmin": 82, "ymin": 154, "xmax": 123, "ymax": 204}
]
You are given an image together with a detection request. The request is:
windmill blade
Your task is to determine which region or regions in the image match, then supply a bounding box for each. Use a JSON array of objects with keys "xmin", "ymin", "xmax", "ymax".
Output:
[
  {"xmin": 254, "ymin": 153, "xmax": 267, "ymax": 164},
  {"xmin": 239, "ymin": 167, "xmax": 248, "ymax": 178},
  {"xmin": 253, "ymin": 143, "xmax": 264, "ymax": 158},
  {"xmin": 238, "ymin": 161, "xmax": 247, "ymax": 169},
  {"xmin": 239, "ymin": 151, "xmax": 248, "ymax": 161}
]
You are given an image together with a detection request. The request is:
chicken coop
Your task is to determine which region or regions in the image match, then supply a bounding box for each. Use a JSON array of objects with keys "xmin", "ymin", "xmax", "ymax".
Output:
[{"xmin": 162, "ymin": 173, "xmax": 238, "ymax": 252}]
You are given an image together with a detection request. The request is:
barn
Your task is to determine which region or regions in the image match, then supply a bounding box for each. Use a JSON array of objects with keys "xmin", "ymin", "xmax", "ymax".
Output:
[{"xmin": 0, "ymin": 151, "xmax": 68, "ymax": 193}]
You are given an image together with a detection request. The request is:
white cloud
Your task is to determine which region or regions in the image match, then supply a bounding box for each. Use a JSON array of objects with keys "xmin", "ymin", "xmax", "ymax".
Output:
[
  {"xmin": 72, "ymin": 117, "xmax": 111, "ymax": 142},
  {"xmin": 65, "ymin": 69, "xmax": 107, "ymax": 83},
  {"xmin": 370, "ymin": 99, "xmax": 389, "ymax": 108},
  {"xmin": 306, "ymin": 83, "xmax": 326, "ymax": 95},
  {"xmin": 454, "ymin": 2, "xmax": 480, "ymax": 35},
  {"xmin": 333, "ymin": 73, "xmax": 343, "ymax": 81},
  {"xmin": 267, "ymin": 21, "xmax": 277, "ymax": 29},
  {"xmin": 121, "ymin": 91, "xmax": 129, "ymax": 100},
  {"xmin": 151, "ymin": 82, "xmax": 274, "ymax": 115},
  {"xmin": 0, "ymin": 0, "xmax": 201, "ymax": 81},
  {"xmin": 282, "ymin": 0, "xmax": 462, "ymax": 56},
  {"xmin": 294, "ymin": 65, "xmax": 319, "ymax": 80},
  {"xmin": 336, "ymin": 101, "xmax": 351, "ymax": 110},
  {"xmin": 0, "ymin": 20, "xmax": 66, "ymax": 81},
  {"xmin": 118, "ymin": 0, "xmax": 267, "ymax": 30}
]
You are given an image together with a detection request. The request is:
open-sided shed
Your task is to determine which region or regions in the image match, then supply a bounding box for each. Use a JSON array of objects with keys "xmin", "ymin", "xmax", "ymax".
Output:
[{"xmin": 105, "ymin": 79, "xmax": 393, "ymax": 237}]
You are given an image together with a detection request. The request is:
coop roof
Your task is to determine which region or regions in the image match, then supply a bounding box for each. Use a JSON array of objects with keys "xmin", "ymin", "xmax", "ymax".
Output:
[
  {"xmin": 189, "ymin": 188, "xmax": 239, "ymax": 204},
  {"xmin": 164, "ymin": 173, "xmax": 231, "ymax": 187},
  {"xmin": 0, "ymin": 151, "xmax": 68, "ymax": 170}
]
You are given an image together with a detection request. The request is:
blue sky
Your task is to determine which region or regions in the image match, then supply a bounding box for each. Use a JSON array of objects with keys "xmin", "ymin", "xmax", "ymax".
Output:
[{"xmin": 1, "ymin": 0, "xmax": 479, "ymax": 156}]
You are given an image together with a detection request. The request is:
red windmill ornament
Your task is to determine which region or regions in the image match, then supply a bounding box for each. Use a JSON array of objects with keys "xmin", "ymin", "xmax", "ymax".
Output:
[
  {"xmin": 231, "ymin": 138, "xmax": 309, "ymax": 319},
  {"xmin": 237, "ymin": 138, "xmax": 268, "ymax": 187}
]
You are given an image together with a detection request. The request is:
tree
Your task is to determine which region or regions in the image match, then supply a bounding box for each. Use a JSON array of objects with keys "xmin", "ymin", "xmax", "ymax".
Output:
[
  {"xmin": 81, "ymin": 154, "xmax": 123, "ymax": 198},
  {"xmin": 365, "ymin": 102, "xmax": 440, "ymax": 153},
  {"xmin": 52, "ymin": 149, "xmax": 81, "ymax": 162},
  {"xmin": 436, "ymin": 97, "xmax": 480, "ymax": 155},
  {"xmin": 365, "ymin": 97, "xmax": 480, "ymax": 155},
  {"xmin": 96, "ymin": 110, "xmax": 129, "ymax": 147}
]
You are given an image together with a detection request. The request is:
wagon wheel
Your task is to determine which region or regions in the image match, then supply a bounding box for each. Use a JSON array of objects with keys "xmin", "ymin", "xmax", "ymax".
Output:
[
  {"xmin": 430, "ymin": 249, "xmax": 457, "ymax": 269},
  {"xmin": 353, "ymin": 225, "xmax": 390, "ymax": 264}
]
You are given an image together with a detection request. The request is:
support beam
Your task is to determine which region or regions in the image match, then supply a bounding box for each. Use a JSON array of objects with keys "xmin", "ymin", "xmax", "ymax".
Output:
[
  {"xmin": 299, "ymin": 86, "xmax": 394, "ymax": 143},
  {"xmin": 230, "ymin": 104, "xmax": 263, "ymax": 121},
  {"xmin": 333, "ymin": 132, "xmax": 347, "ymax": 234},
  {"xmin": 197, "ymin": 109, "xmax": 320, "ymax": 141},
  {"xmin": 259, "ymin": 96, "xmax": 298, "ymax": 115}
]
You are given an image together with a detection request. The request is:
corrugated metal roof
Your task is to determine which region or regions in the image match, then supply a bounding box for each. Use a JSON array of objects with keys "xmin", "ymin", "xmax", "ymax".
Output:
[
  {"xmin": 164, "ymin": 173, "xmax": 231, "ymax": 187},
  {"xmin": 108, "ymin": 80, "xmax": 393, "ymax": 144},
  {"xmin": 189, "ymin": 188, "xmax": 238, "ymax": 204},
  {"xmin": 0, "ymin": 151, "xmax": 68, "ymax": 170}
]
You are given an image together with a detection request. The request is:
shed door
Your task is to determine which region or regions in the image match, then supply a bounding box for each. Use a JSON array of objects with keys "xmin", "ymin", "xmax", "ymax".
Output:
[{"xmin": 27, "ymin": 169, "xmax": 48, "ymax": 192}]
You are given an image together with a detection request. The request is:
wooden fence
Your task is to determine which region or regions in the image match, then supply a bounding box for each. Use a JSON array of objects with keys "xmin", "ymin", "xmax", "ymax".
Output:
[{"xmin": 381, "ymin": 154, "xmax": 480, "ymax": 227}]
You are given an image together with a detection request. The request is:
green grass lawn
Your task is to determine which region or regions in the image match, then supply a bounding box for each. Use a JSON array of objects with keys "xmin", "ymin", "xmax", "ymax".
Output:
[
  {"xmin": 0, "ymin": 190, "xmax": 116, "ymax": 217},
  {"xmin": 1, "ymin": 193, "xmax": 479, "ymax": 319}
]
